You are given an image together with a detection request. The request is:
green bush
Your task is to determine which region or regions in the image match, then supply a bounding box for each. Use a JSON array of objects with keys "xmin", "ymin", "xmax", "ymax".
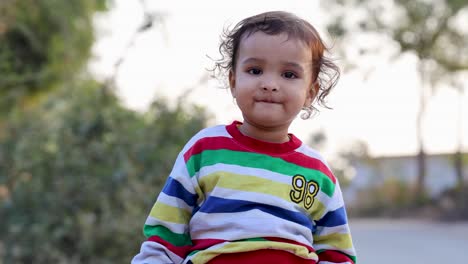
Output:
[
  {"xmin": 0, "ymin": 83, "xmax": 209, "ymax": 263},
  {"xmin": 349, "ymin": 178, "xmax": 418, "ymax": 217}
]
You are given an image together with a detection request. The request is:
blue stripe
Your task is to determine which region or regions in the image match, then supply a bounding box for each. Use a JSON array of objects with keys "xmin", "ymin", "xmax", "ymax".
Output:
[
  {"xmin": 315, "ymin": 206, "xmax": 347, "ymax": 227},
  {"xmin": 199, "ymin": 196, "xmax": 315, "ymax": 232},
  {"xmin": 162, "ymin": 177, "xmax": 198, "ymax": 207}
]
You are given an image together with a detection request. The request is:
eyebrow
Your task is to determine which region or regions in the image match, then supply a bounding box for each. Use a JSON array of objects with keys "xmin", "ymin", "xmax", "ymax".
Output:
[{"xmin": 240, "ymin": 58, "xmax": 307, "ymax": 73}]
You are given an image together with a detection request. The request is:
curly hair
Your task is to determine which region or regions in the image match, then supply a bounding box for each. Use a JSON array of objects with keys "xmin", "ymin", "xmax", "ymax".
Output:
[{"xmin": 213, "ymin": 11, "xmax": 340, "ymax": 117}]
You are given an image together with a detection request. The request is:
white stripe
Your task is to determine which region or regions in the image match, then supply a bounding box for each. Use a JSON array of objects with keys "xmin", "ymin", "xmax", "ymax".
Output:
[
  {"xmin": 326, "ymin": 182, "xmax": 345, "ymax": 211},
  {"xmin": 180, "ymin": 125, "xmax": 232, "ymax": 153},
  {"xmin": 144, "ymin": 215, "xmax": 187, "ymax": 234},
  {"xmin": 166, "ymin": 154, "xmax": 195, "ymax": 193},
  {"xmin": 131, "ymin": 241, "xmax": 183, "ymax": 264},
  {"xmin": 156, "ymin": 192, "xmax": 193, "ymax": 211},
  {"xmin": 189, "ymin": 211, "xmax": 313, "ymax": 245},
  {"xmin": 314, "ymin": 224, "xmax": 351, "ymax": 236}
]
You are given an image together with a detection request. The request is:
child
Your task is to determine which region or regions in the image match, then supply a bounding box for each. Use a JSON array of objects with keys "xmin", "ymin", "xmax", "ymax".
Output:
[{"xmin": 132, "ymin": 11, "xmax": 357, "ymax": 264}]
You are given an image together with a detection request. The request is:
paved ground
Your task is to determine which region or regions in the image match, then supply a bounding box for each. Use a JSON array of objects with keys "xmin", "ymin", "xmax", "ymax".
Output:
[{"xmin": 349, "ymin": 218, "xmax": 468, "ymax": 264}]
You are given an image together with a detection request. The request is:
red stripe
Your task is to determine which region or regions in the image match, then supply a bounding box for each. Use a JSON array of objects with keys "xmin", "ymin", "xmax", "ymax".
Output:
[
  {"xmin": 149, "ymin": 235, "xmax": 324, "ymax": 262},
  {"xmin": 225, "ymin": 120, "xmax": 303, "ymax": 154},
  {"xmin": 183, "ymin": 136, "xmax": 335, "ymax": 183},
  {"xmin": 183, "ymin": 136, "xmax": 240, "ymax": 162},
  {"xmin": 281, "ymin": 152, "xmax": 336, "ymax": 183},
  {"xmin": 148, "ymin": 236, "xmax": 192, "ymax": 258},
  {"xmin": 191, "ymin": 238, "xmax": 227, "ymax": 251},
  {"xmin": 207, "ymin": 249, "xmax": 317, "ymax": 264},
  {"xmin": 148, "ymin": 237, "xmax": 229, "ymax": 258},
  {"xmin": 318, "ymin": 250, "xmax": 354, "ymax": 263}
]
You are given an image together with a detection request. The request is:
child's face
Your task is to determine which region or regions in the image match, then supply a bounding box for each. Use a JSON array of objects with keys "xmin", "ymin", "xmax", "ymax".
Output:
[{"xmin": 229, "ymin": 31, "xmax": 314, "ymax": 134}]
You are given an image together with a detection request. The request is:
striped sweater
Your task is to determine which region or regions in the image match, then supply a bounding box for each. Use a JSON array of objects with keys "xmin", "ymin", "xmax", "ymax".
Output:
[{"xmin": 132, "ymin": 121, "xmax": 356, "ymax": 264}]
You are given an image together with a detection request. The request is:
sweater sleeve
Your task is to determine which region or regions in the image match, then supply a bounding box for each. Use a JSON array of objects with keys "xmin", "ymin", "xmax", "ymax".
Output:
[
  {"xmin": 132, "ymin": 152, "xmax": 198, "ymax": 264},
  {"xmin": 313, "ymin": 180, "xmax": 357, "ymax": 264}
]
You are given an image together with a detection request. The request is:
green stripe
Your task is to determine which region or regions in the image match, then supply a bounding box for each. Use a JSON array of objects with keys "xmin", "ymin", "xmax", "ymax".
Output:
[
  {"xmin": 188, "ymin": 250, "xmax": 200, "ymax": 256},
  {"xmin": 186, "ymin": 149, "xmax": 335, "ymax": 196},
  {"xmin": 143, "ymin": 225, "xmax": 192, "ymax": 247}
]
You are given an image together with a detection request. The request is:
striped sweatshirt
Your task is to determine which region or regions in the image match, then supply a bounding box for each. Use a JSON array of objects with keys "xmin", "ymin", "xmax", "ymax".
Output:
[{"xmin": 132, "ymin": 121, "xmax": 356, "ymax": 264}]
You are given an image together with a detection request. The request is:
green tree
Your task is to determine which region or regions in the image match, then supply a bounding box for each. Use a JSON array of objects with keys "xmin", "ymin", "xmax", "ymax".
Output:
[
  {"xmin": 0, "ymin": 83, "xmax": 208, "ymax": 263},
  {"xmin": 0, "ymin": 0, "xmax": 212, "ymax": 262},
  {"xmin": 322, "ymin": 0, "xmax": 468, "ymax": 200},
  {"xmin": 0, "ymin": 0, "xmax": 107, "ymax": 115}
]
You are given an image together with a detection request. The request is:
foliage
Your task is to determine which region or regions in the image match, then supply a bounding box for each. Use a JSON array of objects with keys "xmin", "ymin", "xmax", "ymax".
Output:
[
  {"xmin": 0, "ymin": 0, "xmax": 214, "ymax": 262},
  {"xmin": 322, "ymin": 0, "xmax": 468, "ymax": 77},
  {"xmin": 348, "ymin": 178, "xmax": 419, "ymax": 218},
  {"xmin": 321, "ymin": 0, "xmax": 468, "ymax": 199},
  {"xmin": 0, "ymin": 83, "xmax": 209, "ymax": 263},
  {"xmin": 0, "ymin": 0, "xmax": 108, "ymax": 115},
  {"xmin": 350, "ymin": 176, "xmax": 468, "ymax": 221}
]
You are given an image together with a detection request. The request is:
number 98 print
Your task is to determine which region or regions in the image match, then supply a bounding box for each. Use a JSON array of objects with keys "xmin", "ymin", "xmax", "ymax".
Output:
[{"xmin": 289, "ymin": 174, "xmax": 319, "ymax": 210}]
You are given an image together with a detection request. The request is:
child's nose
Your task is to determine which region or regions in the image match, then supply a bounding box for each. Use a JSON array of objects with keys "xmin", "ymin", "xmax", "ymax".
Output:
[
  {"xmin": 261, "ymin": 77, "xmax": 279, "ymax": 92},
  {"xmin": 262, "ymin": 86, "xmax": 278, "ymax": 92}
]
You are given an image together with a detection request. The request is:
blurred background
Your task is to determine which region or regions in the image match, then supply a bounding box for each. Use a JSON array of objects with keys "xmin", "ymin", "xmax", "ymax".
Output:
[{"xmin": 1, "ymin": 0, "xmax": 467, "ymax": 263}]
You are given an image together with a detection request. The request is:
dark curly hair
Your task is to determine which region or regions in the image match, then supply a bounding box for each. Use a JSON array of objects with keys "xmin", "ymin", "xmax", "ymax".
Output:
[{"xmin": 213, "ymin": 11, "xmax": 340, "ymax": 117}]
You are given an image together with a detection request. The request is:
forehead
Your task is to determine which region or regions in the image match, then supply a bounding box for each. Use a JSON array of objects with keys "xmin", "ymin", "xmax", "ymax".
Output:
[{"xmin": 237, "ymin": 31, "xmax": 312, "ymax": 65}]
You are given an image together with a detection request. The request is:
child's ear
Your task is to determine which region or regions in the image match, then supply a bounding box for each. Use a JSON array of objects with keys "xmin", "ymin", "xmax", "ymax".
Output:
[
  {"xmin": 229, "ymin": 70, "xmax": 236, "ymax": 97},
  {"xmin": 306, "ymin": 83, "xmax": 319, "ymax": 105},
  {"xmin": 312, "ymin": 82, "xmax": 319, "ymax": 98}
]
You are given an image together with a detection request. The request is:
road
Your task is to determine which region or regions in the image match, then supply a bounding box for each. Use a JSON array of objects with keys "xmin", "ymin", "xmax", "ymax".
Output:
[{"xmin": 349, "ymin": 218, "xmax": 468, "ymax": 264}]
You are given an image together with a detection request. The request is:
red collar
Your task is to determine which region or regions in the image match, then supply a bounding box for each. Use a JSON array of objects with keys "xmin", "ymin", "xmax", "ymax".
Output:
[{"xmin": 225, "ymin": 121, "xmax": 302, "ymax": 155}]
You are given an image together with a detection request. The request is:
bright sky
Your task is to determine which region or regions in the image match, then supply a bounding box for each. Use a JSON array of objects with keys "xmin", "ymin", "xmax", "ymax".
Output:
[{"xmin": 90, "ymin": 0, "xmax": 468, "ymax": 158}]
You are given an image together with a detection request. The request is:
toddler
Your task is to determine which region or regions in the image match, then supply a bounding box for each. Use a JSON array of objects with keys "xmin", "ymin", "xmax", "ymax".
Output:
[{"xmin": 132, "ymin": 10, "xmax": 357, "ymax": 264}]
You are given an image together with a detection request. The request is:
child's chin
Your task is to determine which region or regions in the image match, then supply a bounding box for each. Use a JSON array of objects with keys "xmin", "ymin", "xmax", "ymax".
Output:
[{"xmin": 254, "ymin": 117, "xmax": 289, "ymax": 128}]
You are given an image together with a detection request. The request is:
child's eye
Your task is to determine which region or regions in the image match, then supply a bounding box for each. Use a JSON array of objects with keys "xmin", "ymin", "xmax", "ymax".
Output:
[
  {"xmin": 248, "ymin": 68, "xmax": 262, "ymax": 75},
  {"xmin": 283, "ymin": 71, "xmax": 297, "ymax": 79}
]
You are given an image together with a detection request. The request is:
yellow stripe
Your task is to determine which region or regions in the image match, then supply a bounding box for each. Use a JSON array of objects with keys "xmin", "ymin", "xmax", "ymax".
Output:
[
  {"xmin": 194, "ymin": 184, "xmax": 205, "ymax": 204},
  {"xmin": 313, "ymin": 232, "xmax": 353, "ymax": 249},
  {"xmin": 149, "ymin": 202, "xmax": 191, "ymax": 224},
  {"xmin": 190, "ymin": 241, "xmax": 318, "ymax": 264},
  {"xmin": 200, "ymin": 171, "xmax": 327, "ymax": 219},
  {"xmin": 201, "ymin": 171, "xmax": 288, "ymax": 196}
]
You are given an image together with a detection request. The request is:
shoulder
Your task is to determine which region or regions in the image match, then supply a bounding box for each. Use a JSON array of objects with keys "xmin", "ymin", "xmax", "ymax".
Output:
[
  {"xmin": 294, "ymin": 143, "xmax": 333, "ymax": 172},
  {"xmin": 295, "ymin": 144, "xmax": 328, "ymax": 162},
  {"xmin": 180, "ymin": 123, "xmax": 232, "ymax": 153}
]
